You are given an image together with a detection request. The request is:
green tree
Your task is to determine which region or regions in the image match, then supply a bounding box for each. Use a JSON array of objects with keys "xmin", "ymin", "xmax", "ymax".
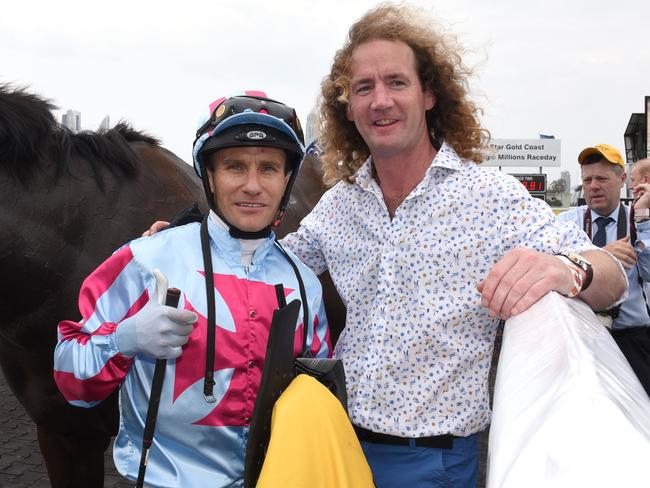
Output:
[{"xmin": 548, "ymin": 178, "xmax": 567, "ymax": 193}]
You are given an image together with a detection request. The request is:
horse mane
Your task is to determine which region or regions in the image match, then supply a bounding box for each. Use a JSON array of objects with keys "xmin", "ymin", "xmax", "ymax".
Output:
[{"xmin": 0, "ymin": 84, "xmax": 161, "ymax": 188}]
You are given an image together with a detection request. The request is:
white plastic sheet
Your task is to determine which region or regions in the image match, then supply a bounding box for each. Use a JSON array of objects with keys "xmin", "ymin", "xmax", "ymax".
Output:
[{"xmin": 488, "ymin": 292, "xmax": 650, "ymax": 488}]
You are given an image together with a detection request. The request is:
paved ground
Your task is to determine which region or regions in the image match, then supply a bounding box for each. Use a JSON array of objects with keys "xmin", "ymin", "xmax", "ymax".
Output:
[
  {"xmin": 0, "ymin": 384, "xmax": 50, "ymax": 488},
  {"xmin": 0, "ymin": 330, "xmax": 501, "ymax": 487},
  {"xmin": 0, "ymin": 368, "xmax": 130, "ymax": 488}
]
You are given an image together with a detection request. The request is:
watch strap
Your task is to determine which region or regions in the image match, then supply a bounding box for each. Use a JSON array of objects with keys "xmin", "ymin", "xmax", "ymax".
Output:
[
  {"xmin": 581, "ymin": 260, "xmax": 594, "ymax": 291},
  {"xmin": 555, "ymin": 255, "xmax": 584, "ymax": 297}
]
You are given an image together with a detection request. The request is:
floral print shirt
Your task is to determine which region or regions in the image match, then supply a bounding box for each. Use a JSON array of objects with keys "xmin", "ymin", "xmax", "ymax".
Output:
[{"xmin": 283, "ymin": 142, "xmax": 606, "ymax": 437}]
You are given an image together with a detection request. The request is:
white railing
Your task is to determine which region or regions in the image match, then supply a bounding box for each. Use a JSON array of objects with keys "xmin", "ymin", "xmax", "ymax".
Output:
[{"xmin": 488, "ymin": 292, "xmax": 650, "ymax": 488}]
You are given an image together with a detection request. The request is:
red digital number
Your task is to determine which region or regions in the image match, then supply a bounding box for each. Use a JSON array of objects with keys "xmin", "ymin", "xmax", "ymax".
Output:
[{"xmin": 516, "ymin": 176, "xmax": 545, "ymax": 193}]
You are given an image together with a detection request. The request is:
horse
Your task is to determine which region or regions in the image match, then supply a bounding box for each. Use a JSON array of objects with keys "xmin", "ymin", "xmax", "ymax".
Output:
[
  {"xmin": 0, "ymin": 85, "xmax": 346, "ymax": 486},
  {"xmin": 0, "ymin": 85, "xmax": 206, "ymax": 487},
  {"xmin": 276, "ymin": 149, "xmax": 347, "ymax": 344}
]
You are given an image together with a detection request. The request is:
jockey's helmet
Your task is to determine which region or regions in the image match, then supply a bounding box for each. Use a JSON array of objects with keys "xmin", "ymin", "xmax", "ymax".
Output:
[{"xmin": 192, "ymin": 91, "xmax": 305, "ymax": 238}]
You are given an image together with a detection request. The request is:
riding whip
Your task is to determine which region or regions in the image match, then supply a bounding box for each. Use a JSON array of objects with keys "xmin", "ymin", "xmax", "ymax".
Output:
[{"xmin": 135, "ymin": 287, "xmax": 181, "ymax": 488}]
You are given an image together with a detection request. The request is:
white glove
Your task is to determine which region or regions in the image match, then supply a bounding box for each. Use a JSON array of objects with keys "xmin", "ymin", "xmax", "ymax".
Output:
[{"xmin": 115, "ymin": 269, "xmax": 198, "ymax": 359}]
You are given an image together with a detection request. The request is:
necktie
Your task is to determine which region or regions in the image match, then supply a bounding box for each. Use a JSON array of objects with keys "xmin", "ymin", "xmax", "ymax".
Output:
[{"xmin": 592, "ymin": 216, "xmax": 614, "ymax": 247}]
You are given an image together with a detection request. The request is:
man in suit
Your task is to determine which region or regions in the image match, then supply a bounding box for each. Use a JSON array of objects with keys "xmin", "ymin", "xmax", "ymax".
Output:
[{"xmin": 558, "ymin": 144, "xmax": 650, "ymax": 396}]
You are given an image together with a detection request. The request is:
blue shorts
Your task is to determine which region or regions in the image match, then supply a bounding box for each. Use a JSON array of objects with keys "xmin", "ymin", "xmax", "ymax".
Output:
[{"xmin": 361, "ymin": 434, "xmax": 478, "ymax": 488}]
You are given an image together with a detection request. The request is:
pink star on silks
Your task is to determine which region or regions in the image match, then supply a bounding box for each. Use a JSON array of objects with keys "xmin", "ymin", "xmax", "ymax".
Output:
[{"xmin": 173, "ymin": 273, "xmax": 298, "ymax": 426}]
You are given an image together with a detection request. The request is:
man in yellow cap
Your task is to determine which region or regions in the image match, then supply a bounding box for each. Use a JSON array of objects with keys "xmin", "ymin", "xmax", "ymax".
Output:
[{"xmin": 558, "ymin": 144, "xmax": 650, "ymax": 396}]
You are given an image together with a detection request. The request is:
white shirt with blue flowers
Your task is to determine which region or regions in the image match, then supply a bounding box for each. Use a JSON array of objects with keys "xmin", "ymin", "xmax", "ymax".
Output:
[{"xmin": 282, "ymin": 142, "xmax": 609, "ymax": 437}]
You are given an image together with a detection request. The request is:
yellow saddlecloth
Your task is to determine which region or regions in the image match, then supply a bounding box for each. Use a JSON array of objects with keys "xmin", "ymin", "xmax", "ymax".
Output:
[{"xmin": 256, "ymin": 374, "xmax": 375, "ymax": 488}]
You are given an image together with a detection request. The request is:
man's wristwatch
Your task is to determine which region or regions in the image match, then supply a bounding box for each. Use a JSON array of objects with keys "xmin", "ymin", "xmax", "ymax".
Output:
[{"xmin": 554, "ymin": 251, "xmax": 593, "ymax": 297}]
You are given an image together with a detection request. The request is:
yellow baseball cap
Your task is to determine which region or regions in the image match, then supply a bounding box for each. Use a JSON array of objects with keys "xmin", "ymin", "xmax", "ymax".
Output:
[{"xmin": 578, "ymin": 143, "xmax": 625, "ymax": 169}]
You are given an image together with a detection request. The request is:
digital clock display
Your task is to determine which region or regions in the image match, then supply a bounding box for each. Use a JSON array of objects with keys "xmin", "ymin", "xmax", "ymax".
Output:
[{"xmin": 510, "ymin": 174, "xmax": 546, "ymax": 194}]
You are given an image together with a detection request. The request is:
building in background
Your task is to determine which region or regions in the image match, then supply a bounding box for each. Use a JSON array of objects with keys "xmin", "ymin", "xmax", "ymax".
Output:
[
  {"xmin": 647, "ymin": 96, "xmax": 650, "ymax": 158},
  {"xmin": 624, "ymin": 96, "xmax": 649, "ymax": 163},
  {"xmin": 561, "ymin": 170, "xmax": 571, "ymax": 193},
  {"xmin": 61, "ymin": 110, "xmax": 81, "ymax": 133},
  {"xmin": 98, "ymin": 115, "xmax": 110, "ymax": 131},
  {"xmin": 305, "ymin": 106, "xmax": 320, "ymax": 148},
  {"xmin": 623, "ymin": 96, "xmax": 649, "ymax": 197}
]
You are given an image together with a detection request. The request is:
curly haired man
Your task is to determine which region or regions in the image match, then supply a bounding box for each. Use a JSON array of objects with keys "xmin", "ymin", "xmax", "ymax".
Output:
[{"xmin": 282, "ymin": 4, "xmax": 626, "ymax": 487}]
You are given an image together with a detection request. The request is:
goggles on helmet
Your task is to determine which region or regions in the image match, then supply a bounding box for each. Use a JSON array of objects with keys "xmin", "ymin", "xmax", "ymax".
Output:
[
  {"xmin": 192, "ymin": 94, "xmax": 305, "ymax": 178},
  {"xmin": 197, "ymin": 95, "xmax": 303, "ymax": 140}
]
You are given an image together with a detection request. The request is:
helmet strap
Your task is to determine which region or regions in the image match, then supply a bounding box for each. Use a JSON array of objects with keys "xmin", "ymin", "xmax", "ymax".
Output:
[{"xmin": 270, "ymin": 160, "xmax": 300, "ymax": 226}]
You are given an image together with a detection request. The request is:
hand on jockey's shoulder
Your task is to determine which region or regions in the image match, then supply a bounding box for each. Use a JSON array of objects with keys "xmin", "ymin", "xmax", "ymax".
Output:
[
  {"xmin": 115, "ymin": 269, "xmax": 197, "ymax": 359},
  {"xmin": 142, "ymin": 221, "xmax": 171, "ymax": 237},
  {"xmin": 477, "ymin": 247, "xmax": 576, "ymax": 320},
  {"xmin": 603, "ymin": 237, "xmax": 637, "ymax": 269}
]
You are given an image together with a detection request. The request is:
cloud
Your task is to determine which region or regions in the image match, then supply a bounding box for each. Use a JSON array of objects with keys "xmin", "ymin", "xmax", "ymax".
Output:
[{"xmin": 2, "ymin": 0, "xmax": 649, "ymax": 192}]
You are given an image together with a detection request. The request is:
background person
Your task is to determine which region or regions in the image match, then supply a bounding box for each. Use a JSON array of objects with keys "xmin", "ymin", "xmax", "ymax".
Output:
[
  {"xmin": 558, "ymin": 144, "xmax": 650, "ymax": 396},
  {"xmin": 630, "ymin": 157, "xmax": 650, "ymax": 189},
  {"xmin": 630, "ymin": 158, "xmax": 650, "ymax": 314}
]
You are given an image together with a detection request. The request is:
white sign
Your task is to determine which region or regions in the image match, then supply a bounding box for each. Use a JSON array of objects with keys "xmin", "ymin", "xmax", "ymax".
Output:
[{"xmin": 484, "ymin": 138, "xmax": 561, "ymax": 167}]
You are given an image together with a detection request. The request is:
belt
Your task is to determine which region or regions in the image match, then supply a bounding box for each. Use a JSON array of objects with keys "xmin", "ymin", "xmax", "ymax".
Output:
[{"xmin": 354, "ymin": 426, "xmax": 455, "ymax": 449}]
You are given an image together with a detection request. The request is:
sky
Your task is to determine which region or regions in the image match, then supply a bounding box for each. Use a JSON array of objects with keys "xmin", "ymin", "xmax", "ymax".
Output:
[{"xmin": 2, "ymin": 0, "xmax": 649, "ymax": 192}]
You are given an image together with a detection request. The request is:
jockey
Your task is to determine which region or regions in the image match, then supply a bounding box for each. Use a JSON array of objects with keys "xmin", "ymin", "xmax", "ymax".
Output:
[{"xmin": 53, "ymin": 92, "xmax": 331, "ymax": 488}]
